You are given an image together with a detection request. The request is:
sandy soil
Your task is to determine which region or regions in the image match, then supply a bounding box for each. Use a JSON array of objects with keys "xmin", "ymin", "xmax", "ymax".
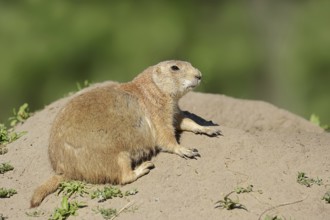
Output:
[{"xmin": 1, "ymin": 82, "xmax": 330, "ymax": 220}]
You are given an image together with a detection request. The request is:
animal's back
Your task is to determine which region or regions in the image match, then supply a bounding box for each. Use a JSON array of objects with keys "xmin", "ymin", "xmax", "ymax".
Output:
[{"xmin": 49, "ymin": 85, "xmax": 156, "ymax": 183}]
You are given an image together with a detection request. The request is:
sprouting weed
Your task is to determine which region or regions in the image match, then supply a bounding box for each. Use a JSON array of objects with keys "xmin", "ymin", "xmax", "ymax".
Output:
[
  {"xmin": 297, "ymin": 172, "xmax": 323, "ymax": 187},
  {"xmin": 0, "ymin": 123, "xmax": 26, "ymax": 147},
  {"xmin": 0, "ymin": 188, "xmax": 17, "ymax": 198},
  {"xmin": 215, "ymin": 191, "xmax": 247, "ymax": 211},
  {"xmin": 25, "ymin": 210, "xmax": 45, "ymax": 217},
  {"xmin": 49, "ymin": 196, "xmax": 86, "ymax": 220},
  {"xmin": 322, "ymin": 191, "xmax": 330, "ymax": 204},
  {"xmin": 124, "ymin": 188, "xmax": 138, "ymax": 196},
  {"xmin": 94, "ymin": 207, "xmax": 117, "ymax": 219},
  {"xmin": 91, "ymin": 186, "xmax": 138, "ymax": 202},
  {"xmin": 91, "ymin": 186, "xmax": 124, "ymax": 202},
  {"xmin": 234, "ymin": 185, "xmax": 254, "ymax": 194},
  {"xmin": 310, "ymin": 114, "xmax": 329, "ymax": 131},
  {"xmin": 0, "ymin": 145, "xmax": 8, "ymax": 155},
  {"xmin": 0, "ymin": 163, "xmax": 14, "ymax": 174},
  {"xmin": 76, "ymin": 80, "xmax": 91, "ymax": 91},
  {"xmin": 57, "ymin": 181, "xmax": 89, "ymax": 198},
  {"xmin": 8, "ymin": 103, "xmax": 31, "ymax": 127}
]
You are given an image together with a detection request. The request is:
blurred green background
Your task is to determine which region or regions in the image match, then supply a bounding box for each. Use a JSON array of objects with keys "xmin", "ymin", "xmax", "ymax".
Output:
[{"xmin": 0, "ymin": 0, "xmax": 329, "ymax": 125}]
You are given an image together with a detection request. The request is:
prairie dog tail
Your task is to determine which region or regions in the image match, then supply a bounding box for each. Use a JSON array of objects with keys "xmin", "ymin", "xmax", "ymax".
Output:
[{"xmin": 30, "ymin": 175, "xmax": 64, "ymax": 208}]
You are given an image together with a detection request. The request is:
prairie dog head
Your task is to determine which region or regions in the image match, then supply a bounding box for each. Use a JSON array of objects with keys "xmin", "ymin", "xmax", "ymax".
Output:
[{"xmin": 151, "ymin": 60, "xmax": 202, "ymax": 98}]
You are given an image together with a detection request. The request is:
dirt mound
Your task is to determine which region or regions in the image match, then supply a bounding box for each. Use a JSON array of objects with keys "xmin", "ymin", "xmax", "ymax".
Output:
[{"xmin": 1, "ymin": 83, "xmax": 329, "ymax": 219}]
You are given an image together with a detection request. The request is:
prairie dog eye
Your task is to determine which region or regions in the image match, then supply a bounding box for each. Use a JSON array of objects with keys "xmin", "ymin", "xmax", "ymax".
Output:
[{"xmin": 171, "ymin": 65, "xmax": 180, "ymax": 71}]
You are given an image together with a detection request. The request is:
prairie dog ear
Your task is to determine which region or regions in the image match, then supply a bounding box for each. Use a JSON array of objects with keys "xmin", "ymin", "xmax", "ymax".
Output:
[
  {"xmin": 155, "ymin": 66, "xmax": 161, "ymax": 74},
  {"xmin": 152, "ymin": 68, "xmax": 161, "ymax": 85}
]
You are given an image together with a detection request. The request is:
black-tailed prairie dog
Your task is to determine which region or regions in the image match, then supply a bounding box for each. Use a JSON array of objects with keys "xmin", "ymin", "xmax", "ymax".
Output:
[{"xmin": 30, "ymin": 60, "xmax": 221, "ymax": 207}]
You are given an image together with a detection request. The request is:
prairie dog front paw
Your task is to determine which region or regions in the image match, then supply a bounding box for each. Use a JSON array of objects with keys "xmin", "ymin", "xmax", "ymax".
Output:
[
  {"xmin": 175, "ymin": 147, "xmax": 200, "ymax": 159},
  {"xmin": 195, "ymin": 127, "xmax": 222, "ymax": 137}
]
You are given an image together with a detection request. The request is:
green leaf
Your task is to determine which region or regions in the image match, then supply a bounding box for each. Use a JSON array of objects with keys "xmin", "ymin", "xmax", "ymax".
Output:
[
  {"xmin": 0, "ymin": 188, "xmax": 17, "ymax": 198},
  {"xmin": 322, "ymin": 191, "xmax": 330, "ymax": 203},
  {"xmin": 310, "ymin": 114, "xmax": 330, "ymax": 131},
  {"xmin": 234, "ymin": 185, "xmax": 253, "ymax": 194},
  {"xmin": 297, "ymin": 171, "xmax": 323, "ymax": 187},
  {"xmin": 61, "ymin": 196, "xmax": 69, "ymax": 210},
  {"xmin": 0, "ymin": 163, "xmax": 14, "ymax": 174},
  {"xmin": 310, "ymin": 114, "xmax": 320, "ymax": 126},
  {"xmin": 8, "ymin": 103, "xmax": 31, "ymax": 127}
]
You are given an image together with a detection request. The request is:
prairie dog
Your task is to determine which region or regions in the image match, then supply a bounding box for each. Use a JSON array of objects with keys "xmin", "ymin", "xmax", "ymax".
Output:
[{"xmin": 30, "ymin": 60, "xmax": 221, "ymax": 207}]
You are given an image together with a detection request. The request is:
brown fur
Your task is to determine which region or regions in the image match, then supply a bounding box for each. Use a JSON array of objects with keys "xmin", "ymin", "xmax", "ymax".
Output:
[{"xmin": 30, "ymin": 60, "xmax": 221, "ymax": 207}]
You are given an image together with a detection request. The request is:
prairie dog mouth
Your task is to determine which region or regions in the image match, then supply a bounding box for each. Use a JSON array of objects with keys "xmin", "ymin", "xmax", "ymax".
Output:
[{"xmin": 184, "ymin": 78, "xmax": 200, "ymax": 89}]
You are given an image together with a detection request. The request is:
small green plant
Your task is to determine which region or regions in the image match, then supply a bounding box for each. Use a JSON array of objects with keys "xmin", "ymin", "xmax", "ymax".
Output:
[
  {"xmin": 91, "ymin": 186, "xmax": 123, "ymax": 201},
  {"xmin": 234, "ymin": 185, "xmax": 254, "ymax": 194},
  {"xmin": 49, "ymin": 196, "xmax": 86, "ymax": 220},
  {"xmin": 76, "ymin": 80, "xmax": 91, "ymax": 91},
  {"xmin": 0, "ymin": 103, "xmax": 30, "ymax": 148},
  {"xmin": 0, "ymin": 163, "xmax": 14, "ymax": 174},
  {"xmin": 57, "ymin": 181, "xmax": 89, "ymax": 198},
  {"xmin": 25, "ymin": 210, "xmax": 45, "ymax": 217},
  {"xmin": 0, "ymin": 145, "xmax": 8, "ymax": 155},
  {"xmin": 0, "ymin": 188, "xmax": 17, "ymax": 198},
  {"xmin": 9, "ymin": 103, "xmax": 31, "ymax": 127},
  {"xmin": 0, "ymin": 124, "xmax": 14, "ymax": 144},
  {"xmin": 91, "ymin": 186, "xmax": 138, "ymax": 202},
  {"xmin": 310, "ymin": 114, "xmax": 329, "ymax": 131},
  {"xmin": 0, "ymin": 124, "xmax": 11, "ymax": 145},
  {"xmin": 0, "ymin": 123, "xmax": 26, "ymax": 146},
  {"xmin": 95, "ymin": 207, "xmax": 118, "ymax": 219},
  {"xmin": 94, "ymin": 201, "xmax": 136, "ymax": 220},
  {"xmin": 124, "ymin": 188, "xmax": 138, "ymax": 196},
  {"xmin": 264, "ymin": 214, "xmax": 283, "ymax": 220},
  {"xmin": 297, "ymin": 172, "xmax": 323, "ymax": 187},
  {"xmin": 214, "ymin": 191, "xmax": 247, "ymax": 211},
  {"xmin": 322, "ymin": 191, "xmax": 330, "ymax": 204}
]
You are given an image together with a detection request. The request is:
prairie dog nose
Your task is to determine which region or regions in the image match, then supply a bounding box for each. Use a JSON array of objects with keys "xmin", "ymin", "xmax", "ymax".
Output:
[
  {"xmin": 195, "ymin": 69, "xmax": 202, "ymax": 80},
  {"xmin": 195, "ymin": 72, "xmax": 202, "ymax": 80}
]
